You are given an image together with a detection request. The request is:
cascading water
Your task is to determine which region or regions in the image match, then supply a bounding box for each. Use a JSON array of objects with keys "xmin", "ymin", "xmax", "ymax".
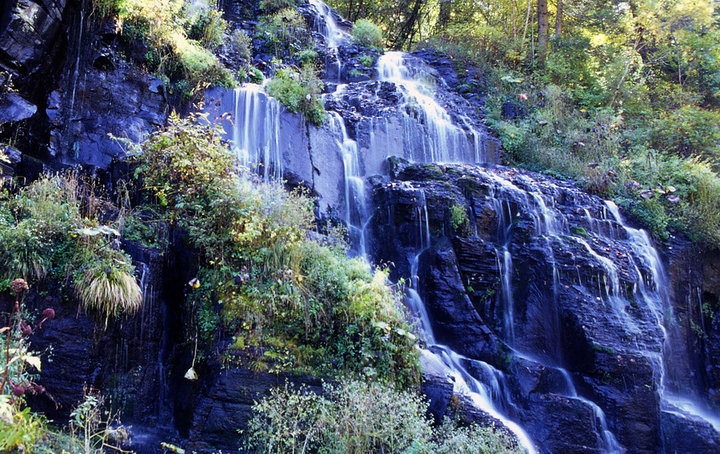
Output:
[
  {"xmin": 405, "ymin": 189, "xmax": 539, "ymax": 454},
  {"xmin": 328, "ymin": 111, "xmax": 369, "ymax": 256},
  {"xmin": 308, "ymin": 0, "xmax": 348, "ymax": 80},
  {"xmin": 230, "ymin": 84, "xmax": 283, "ymax": 181},
  {"xmin": 376, "ymin": 52, "xmax": 487, "ymax": 163}
]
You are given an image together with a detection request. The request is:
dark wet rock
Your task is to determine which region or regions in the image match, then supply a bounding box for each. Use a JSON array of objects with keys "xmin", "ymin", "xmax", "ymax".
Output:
[
  {"xmin": 0, "ymin": 92, "xmax": 37, "ymax": 123},
  {"xmin": 369, "ymin": 162, "xmax": 720, "ymax": 453},
  {"xmin": 661, "ymin": 409, "xmax": 720, "ymax": 454},
  {"xmin": 0, "ymin": 0, "xmax": 67, "ymax": 70}
]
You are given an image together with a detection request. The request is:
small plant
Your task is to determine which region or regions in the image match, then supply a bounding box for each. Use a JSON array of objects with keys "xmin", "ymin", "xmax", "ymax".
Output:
[
  {"xmin": 74, "ymin": 245, "xmax": 142, "ymax": 326},
  {"xmin": 256, "ymin": 8, "xmax": 314, "ymax": 58},
  {"xmin": 266, "ymin": 64, "xmax": 326, "ymax": 126},
  {"xmin": 352, "ymin": 19, "xmax": 383, "ymax": 49},
  {"xmin": 358, "ymin": 54, "xmax": 374, "ymax": 67},
  {"xmin": 450, "ymin": 204, "xmax": 470, "ymax": 233}
]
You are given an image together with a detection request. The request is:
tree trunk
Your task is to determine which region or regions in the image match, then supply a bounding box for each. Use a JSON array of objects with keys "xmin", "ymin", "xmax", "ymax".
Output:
[
  {"xmin": 436, "ymin": 0, "xmax": 452, "ymax": 33},
  {"xmin": 555, "ymin": 0, "xmax": 562, "ymax": 38},
  {"xmin": 538, "ymin": 0, "xmax": 549, "ymax": 62}
]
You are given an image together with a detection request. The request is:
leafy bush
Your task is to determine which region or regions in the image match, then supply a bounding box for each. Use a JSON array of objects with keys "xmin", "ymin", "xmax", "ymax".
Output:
[
  {"xmin": 246, "ymin": 379, "xmax": 522, "ymax": 454},
  {"xmin": 186, "ymin": 7, "xmax": 227, "ymax": 50},
  {"xmin": 227, "ymin": 29, "xmax": 253, "ymax": 64},
  {"xmin": 94, "ymin": 0, "xmax": 235, "ymax": 95},
  {"xmin": 256, "ymin": 8, "xmax": 315, "ymax": 58},
  {"xmin": 650, "ymin": 105, "xmax": 720, "ymax": 168},
  {"xmin": 135, "ymin": 115, "xmax": 418, "ymax": 384},
  {"xmin": 260, "ymin": 0, "xmax": 296, "ymax": 13},
  {"xmin": 266, "ymin": 64, "xmax": 326, "ymax": 126},
  {"xmin": 353, "ymin": 19, "xmax": 384, "ymax": 49}
]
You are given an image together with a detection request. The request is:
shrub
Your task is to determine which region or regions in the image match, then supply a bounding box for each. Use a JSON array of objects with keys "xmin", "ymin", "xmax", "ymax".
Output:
[
  {"xmin": 94, "ymin": 0, "xmax": 236, "ymax": 94},
  {"xmin": 260, "ymin": 0, "xmax": 296, "ymax": 13},
  {"xmin": 358, "ymin": 54, "xmax": 374, "ymax": 67},
  {"xmin": 227, "ymin": 29, "xmax": 253, "ymax": 64},
  {"xmin": 266, "ymin": 64, "xmax": 326, "ymax": 126},
  {"xmin": 0, "ymin": 173, "xmax": 142, "ymax": 320},
  {"xmin": 256, "ymin": 8, "xmax": 314, "ymax": 58},
  {"xmin": 650, "ymin": 105, "xmax": 720, "ymax": 168},
  {"xmin": 186, "ymin": 7, "xmax": 227, "ymax": 50},
  {"xmin": 246, "ymin": 379, "xmax": 522, "ymax": 454},
  {"xmin": 135, "ymin": 116, "xmax": 418, "ymax": 384},
  {"xmin": 353, "ymin": 19, "xmax": 383, "ymax": 49}
]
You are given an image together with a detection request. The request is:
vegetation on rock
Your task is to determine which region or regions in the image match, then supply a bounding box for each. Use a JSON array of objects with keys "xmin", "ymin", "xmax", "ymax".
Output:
[
  {"xmin": 0, "ymin": 174, "xmax": 142, "ymax": 321},
  {"xmin": 132, "ymin": 113, "xmax": 418, "ymax": 385}
]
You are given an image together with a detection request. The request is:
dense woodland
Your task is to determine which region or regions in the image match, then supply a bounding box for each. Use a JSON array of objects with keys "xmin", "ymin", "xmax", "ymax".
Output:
[{"xmin": 1, "ymin": 0, "xmax": 720, "ymax": 452}]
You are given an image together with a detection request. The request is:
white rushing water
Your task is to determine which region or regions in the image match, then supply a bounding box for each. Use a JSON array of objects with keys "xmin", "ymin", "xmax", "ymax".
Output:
[
  {"xmin": 327, "ymin": 111, "xmax": 369, "ymax": 256},
  {"xmin": 376, "ymin": 51, "xmax": 487, "ymax": 163},
  {"xmin": 308, "ymin": 0, "xmax": 349, "ymax": 80},
  {"xmin": 406, "ymin": 190, "xmax": 539, "ymax": 454},
  {"xmin": 230, "ymin": 84, "xmax": 283, "ymax": 181}
]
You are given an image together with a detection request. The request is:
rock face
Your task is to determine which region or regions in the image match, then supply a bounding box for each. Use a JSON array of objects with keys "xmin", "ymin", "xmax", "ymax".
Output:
[
  {"xmin": 369, "ymin": 161, "xmax": 720, "ymax": 453},
  {"xmin": 0, "ymin": 0, "xmax": 68, "ymax": 71},
  {"xmin": 0, "ymin": 0, "xmax": 170, "ymax": 170}
]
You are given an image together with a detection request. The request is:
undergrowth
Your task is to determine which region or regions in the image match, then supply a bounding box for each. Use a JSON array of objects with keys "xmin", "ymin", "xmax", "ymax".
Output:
[{"xmin": 246, "ymin": 379, "xmax": 522, "ymax": 454}]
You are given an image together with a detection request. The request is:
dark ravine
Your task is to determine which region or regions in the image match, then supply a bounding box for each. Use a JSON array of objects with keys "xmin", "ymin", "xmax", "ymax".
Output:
[{"xmin": 2, "ymin": 0, "xmax": 720, "ymax": 453}]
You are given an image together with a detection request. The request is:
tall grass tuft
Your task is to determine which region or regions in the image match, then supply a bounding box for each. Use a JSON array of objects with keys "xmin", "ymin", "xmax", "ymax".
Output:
[{"xmin": 75, "ymin": 257, "xmax": 142, "ymax": 325}]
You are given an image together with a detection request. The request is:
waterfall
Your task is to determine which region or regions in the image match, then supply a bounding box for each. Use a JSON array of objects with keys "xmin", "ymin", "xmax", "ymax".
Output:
[
  {"xmin": 406, "ymin": 190, "xmax": 539, "ymax": 454},
  {"xmin": 308, "ymin": 0, "xmax": 348, "ymax": 80},
  {"xmin": 604, "ymin": 201, "xmax": 720, "ymax": 434},
  {"xmin": 376, "ymin": 52, "xmax": 487, "ymax": 163},
  {"xmin": 328, "ymin": 111, "xmax": 369, "ymax": 256},
  {"xmin": 230, "ymin": 84, "xmax": 283, "ymax": 181},
  {"xmin": 69, "ymin": 8, "xmax": 85, "ymax": 117}
]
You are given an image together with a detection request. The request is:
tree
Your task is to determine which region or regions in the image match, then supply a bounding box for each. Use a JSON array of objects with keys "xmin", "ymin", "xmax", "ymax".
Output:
[{"xmin": 538, "ymin": 0, "xmax": 549, "ymax": 61}]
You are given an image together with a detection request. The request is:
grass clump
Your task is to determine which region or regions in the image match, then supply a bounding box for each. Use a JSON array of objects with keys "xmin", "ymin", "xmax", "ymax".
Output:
[
  {"xmin": 246, "ymin": 379, "xmax": 522, "ymax": 454},
  {"xmin": 267, "ymin": 64, "xmax": 327, "ymax": 126},
  {"xmin": 75, "ymin": 248, "xmax": 142, "ymax": 325},
  {"xmin": 134, "ymin": 113, "xmax": 418, "ymax": 385},
  {"xmin": 352, "ymin": 19, "xmax": 384, "ymax": 49},
  {"xmin": 0, "ymin": 174, "xmax": 142, "ymax": 320}
]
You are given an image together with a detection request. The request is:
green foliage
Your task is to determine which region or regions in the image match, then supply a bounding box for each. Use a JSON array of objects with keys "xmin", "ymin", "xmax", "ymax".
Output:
[
  {"xmin": 352, "ymin": 19, "xmax": 384, "ymax": 49},
  {"xmin": 260, "ymin": 0, "xmax": 296, "ymax": 13},
  {"xmin": 94, "ymin": 0, "xmax": 235, "ymax": 96},
  {"xmin": 0, "ymin": 399, "xmax": 47, "ymax": 453},
  {"xmin": 246, "ymin": 379, "xmax": 522, "ymax": 454},
  {"xmin": 449, "ymin": 204, "xmax": 469, "ymax": 234},
  {"xmin": 266, "ymin": 64, "xmax": 327, "ymax": 126},
  {"xmin": 256, "ymin": 8, "xmax": 315, "ymax": 58},
  {"xmin": 358, "ymin": 54, "xmax": 374, "ymax": 67},
  {"xmin": 135, "ymin": 115, "xmax": 418, "ymax": 384},
  {"xmin": 0, "ymin": 174, "xmax": 142, "ymax": 319},
  {"xmin": 649, "ymin": 106, "xmax": 720, "ymax": 168},
  {"xmin": 186, "ymin": 7, "xmax": 227, "ymax": 50},
  {"xmin": 228, "ymin": 29, "xmax": 253, "ymax": 65}
]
